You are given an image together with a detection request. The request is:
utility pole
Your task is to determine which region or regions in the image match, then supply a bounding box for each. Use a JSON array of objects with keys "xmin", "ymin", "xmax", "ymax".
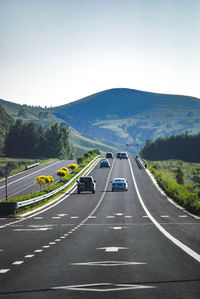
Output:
[{"xmin": 0, "ymin": 166, "xmax": 13, "ymax": 200}]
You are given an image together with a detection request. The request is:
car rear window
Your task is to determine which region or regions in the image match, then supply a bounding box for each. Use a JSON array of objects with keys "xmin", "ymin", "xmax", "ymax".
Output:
[{"xmin": 80, "ymin": 177, "xmax": 92, "ymax": 183}]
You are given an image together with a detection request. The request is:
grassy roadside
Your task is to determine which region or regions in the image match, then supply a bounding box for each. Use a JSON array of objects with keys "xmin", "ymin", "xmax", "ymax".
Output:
[
  {"xmin": 0, "ymin": 154, "xmax": 100, "ymax": 215},
  {"xmin": 145, "ymin": 159, "xmax": 200, "ymax": 216}
]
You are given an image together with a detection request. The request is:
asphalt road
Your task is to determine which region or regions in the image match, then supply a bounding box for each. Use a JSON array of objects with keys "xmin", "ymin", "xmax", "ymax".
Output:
[
  {"xmin": 0, "ymin": 158, "xmax": 199, "ymax": 298},
  {"xmin": 0, "ymin": 160, "xmax": 74, "ymax": 200}
]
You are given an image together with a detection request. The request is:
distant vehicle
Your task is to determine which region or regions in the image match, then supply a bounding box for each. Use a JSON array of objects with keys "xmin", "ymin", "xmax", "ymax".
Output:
[
  {"xmin": 77, "ymin": 176, "xmax": 96, "ymax": 194},
  {"xmin": 111, "ymin": 178, "xmax": 128, "ymax": 191},
  {"xmin": 106, "ymin": 152, "xmax": 114, "ymax": 159},
  {"xmin": 120, "ymin": 152, "xmax": 128, "ymax": 159},
  {"xmin": 116, "ymin": 152, "xmax": 121, "ymax": 158},
  {"xmin": 100, "ymin": 159, "xmax": 110, "ymax": 168}
]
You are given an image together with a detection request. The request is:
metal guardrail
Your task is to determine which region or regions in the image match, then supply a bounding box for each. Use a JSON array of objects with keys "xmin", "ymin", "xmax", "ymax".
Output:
[
  {"xmin": 26, "ymin": 162, "xmax": 40, "ymax": 170},
  {"xmin": 136, "ymin": 155, "xmax": 147, "ymax": 168},
  {"xmin": 14, "ymin": 155, "xmax": 100, "ymax": 210}
]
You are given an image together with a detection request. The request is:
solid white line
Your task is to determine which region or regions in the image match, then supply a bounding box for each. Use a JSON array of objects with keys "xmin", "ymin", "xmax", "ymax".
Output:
[{"xmin": 128, "ymin": 159, "xmax": 200, "ymax": 263}]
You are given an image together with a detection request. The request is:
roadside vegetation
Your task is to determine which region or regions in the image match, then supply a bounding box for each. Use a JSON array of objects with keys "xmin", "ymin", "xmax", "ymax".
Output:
[
  {"xmin": 146, "ymin": 159, "xmax": 200, "ymax": 216},
  {"xmin": 141, "ymin": 132, "xmax": 200, "ymax": 162},
  {"xmin": 0, "ymin": 149, "xmax": 100, "ymax": 215}
]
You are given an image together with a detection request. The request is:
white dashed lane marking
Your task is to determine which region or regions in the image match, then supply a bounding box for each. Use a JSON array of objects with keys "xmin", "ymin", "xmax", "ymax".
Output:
[
  {"xmin": 110, "ymin": 226, "xmax": 126, "ymax": 230},
  {"xmin": 24, "ymin": 255, "xmax": 34, "ymax": 258},
  {"xmin": 12, "ymin": 261, "xmax": 24, "ymax": 265},
  {"xmin": 97, "ymin": 247, "xmax": 129, "ymax": 252},
  {"xmin": 34, "ymin": 250, "xmax": 43, "ymax": 253},
  {"xmin": 0, "ymin": 269, "xmax": 10, "ymax": 274}
]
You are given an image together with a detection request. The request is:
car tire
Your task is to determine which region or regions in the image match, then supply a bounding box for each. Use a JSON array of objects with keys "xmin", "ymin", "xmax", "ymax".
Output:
[
  {"xmin": 78, "ymin": 190, "xmax": 80, "ymax": 194},
  {"xmin": 92, "ymin": 190, "xmax": 95, "ymax": 193}
]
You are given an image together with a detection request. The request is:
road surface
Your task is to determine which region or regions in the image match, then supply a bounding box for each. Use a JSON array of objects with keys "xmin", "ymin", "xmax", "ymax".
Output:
[{"xmin": 0, "ymin": 158, "xmax": 199, "ymax": 298}]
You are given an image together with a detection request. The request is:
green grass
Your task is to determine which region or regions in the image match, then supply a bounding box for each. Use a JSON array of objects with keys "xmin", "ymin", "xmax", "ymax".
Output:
[{"xmin": 146, "ymin": 159, "xmax": 200, "ymax": 216}]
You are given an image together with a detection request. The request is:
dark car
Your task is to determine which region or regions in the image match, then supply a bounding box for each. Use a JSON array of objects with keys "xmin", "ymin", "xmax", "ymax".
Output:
[
  {"xmin": 116, "ymin": 152, "xmax": 121, "ymax": 158},
  {"xmin": 106, "ymin": 152, "xmax": 114, "ymax": 159},
  {"xmin": 77, "ymin": 176, "xmax": 96, "ymax": 194},
  {"xmin": 100, "ymin": 158, "xmax": 110, "ymax": 168}
]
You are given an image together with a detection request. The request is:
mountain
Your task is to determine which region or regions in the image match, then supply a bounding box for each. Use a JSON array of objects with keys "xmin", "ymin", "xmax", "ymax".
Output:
[
  {"xmin": 0, "ymin": 105, "xmax": 13, "ymax": 155},
  {"xmin": 51, "ymin": 88, "xmax": 200, "ymax": 153},
  {"xmin": 1, "ymin": 88, "xmax": 200, "ymax": 156},
  {"xmin": 0, "ymin": 99, "xmax": 120, "ymax": 156}
]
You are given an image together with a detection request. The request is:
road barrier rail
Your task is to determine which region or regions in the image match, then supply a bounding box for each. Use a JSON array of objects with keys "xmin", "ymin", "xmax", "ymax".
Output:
[
  {"xmin": 0, "ymin": 156, "xmax": 100, "ymax": 215},
  {"xmin": 136, "ymin": 155, "xmax": 147, "ymax": 168},
  {"xmin": 26, "ymin": 162, "xmax": 40, "ymax": 170}
]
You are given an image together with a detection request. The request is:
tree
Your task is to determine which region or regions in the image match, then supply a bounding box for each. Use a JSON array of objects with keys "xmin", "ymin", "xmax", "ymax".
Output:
[{"xmin": 176, "ymin": 168, "xmax": 184, "ymax": 185}]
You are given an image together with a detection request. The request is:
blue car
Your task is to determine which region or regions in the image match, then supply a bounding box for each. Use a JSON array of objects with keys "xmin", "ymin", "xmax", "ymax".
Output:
[
  {"xmin": 120, "ymin": 152, "xmax": 128, "ymax": 159},
  {"xmin": 111, "ymin": 178, "xmax": 128, "ymax": 191},
  {"xmin": 100, "ymin": 159, "xmax": 110, "ymax": 168}
]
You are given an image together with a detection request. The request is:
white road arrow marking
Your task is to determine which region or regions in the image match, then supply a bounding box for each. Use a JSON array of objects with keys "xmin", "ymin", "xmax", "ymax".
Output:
[
  {"xmin": 52, "ymin": 283, "xmax": 156, "ymax": 292},
  {"xmin": 71, "ymin": 261, "xmax": 147, "ymax": 266},
  {"xmin": 97, "ymin": 247, "xmax": 128, "ymax": 252}
]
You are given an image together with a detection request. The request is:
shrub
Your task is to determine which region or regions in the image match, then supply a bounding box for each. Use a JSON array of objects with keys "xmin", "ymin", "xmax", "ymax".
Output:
[
  {"xmin": 57, "ymin": 168, "xmax": 69, "ymax": 180},
  {"xmin": 68, "ymin": 163, "xmax": 78, "ymax": 169},
  {"xmin": 77, "ymin": 156, "xmax": 84, "ymax": 164}
]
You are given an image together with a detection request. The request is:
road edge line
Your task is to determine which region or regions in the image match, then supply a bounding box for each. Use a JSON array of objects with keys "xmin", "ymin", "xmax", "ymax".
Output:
[{"xmin": 128, "ymin": 159, "xmax": 200, "ymax": 263}]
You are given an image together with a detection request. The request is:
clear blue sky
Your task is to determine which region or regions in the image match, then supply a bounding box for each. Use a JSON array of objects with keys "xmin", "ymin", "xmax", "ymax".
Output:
[{"xmin": 1, "ymin": 0, "xmax": 200, "ymax": 107}]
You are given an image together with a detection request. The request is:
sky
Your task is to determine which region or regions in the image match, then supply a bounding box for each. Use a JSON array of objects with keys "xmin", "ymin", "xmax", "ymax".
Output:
[{"xmin": 1, "ymin": 0, "xmax": 200, "ymax": 107}]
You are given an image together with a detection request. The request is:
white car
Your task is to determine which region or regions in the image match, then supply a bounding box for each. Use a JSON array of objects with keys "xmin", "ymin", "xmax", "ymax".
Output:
[{"xmin": 111, "ymin": 178, "xmax": 128, "ymax": 191}]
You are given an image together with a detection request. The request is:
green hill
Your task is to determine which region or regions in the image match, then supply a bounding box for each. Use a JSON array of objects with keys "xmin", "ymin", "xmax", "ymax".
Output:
[
  {"xmin": 0, "ymin": 99, "xmax": 121, "ymax": 156},
  {"xmin": 51, "ymin": 88, "xmax": 200, "ymax": 153},
  {"xmin": 1, "ymin": 88, "xmax": 200, "ymax": 155}
]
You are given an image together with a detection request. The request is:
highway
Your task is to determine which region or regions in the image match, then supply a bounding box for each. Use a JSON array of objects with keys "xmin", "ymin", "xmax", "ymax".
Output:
[
  {"xmin": 0, "ymin": 160, "xmax": 74, "ymax": 200},
  {"xmin": 0, "ymin": 158, "xmax": 199, "ymax": 298}
]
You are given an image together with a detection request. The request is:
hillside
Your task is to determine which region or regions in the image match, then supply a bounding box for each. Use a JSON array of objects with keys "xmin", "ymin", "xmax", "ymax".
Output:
[
  {"xmin": 0, "ymin": 99, "xmax": 121, "ymax": 156},
  {"xmin": 1, "ymin": 88, "xmax": 200, "ymax": 155},
  {"xmin": 51, "ymin": 88, "xmax": 200, "ymax": 153},
  {"xmin": 0, "ymin": 105, "xmax": 13, "ymax": 155}
]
